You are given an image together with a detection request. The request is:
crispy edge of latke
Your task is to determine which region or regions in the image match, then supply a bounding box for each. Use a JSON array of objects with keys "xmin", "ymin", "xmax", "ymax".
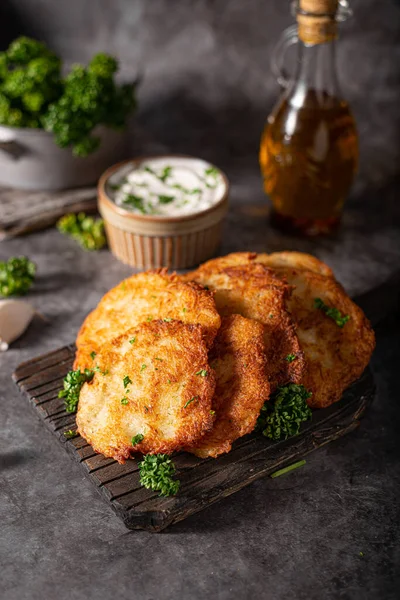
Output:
[
  {"xmin": 182, "ymin": 251, "xmax": 334, "ymax": 281},
  {"xmin": 187, "ymin": 314, "xmax": 270, "ymax": 458},
  {"xmin": 255, "ymin": 252, "xmax": 334, "ymax": 278}
]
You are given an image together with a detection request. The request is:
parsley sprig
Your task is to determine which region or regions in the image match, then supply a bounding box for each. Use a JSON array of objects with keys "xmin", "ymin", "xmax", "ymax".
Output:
[
  {"xmin": 0, "ymin": 256, "xmax": 36, "ymax": 297},
  {"xmin": 314, "ymin": 297, "xmax": 350, "ymax": 328},
  {"xmin": 57, "ymin": 212, "xmax": 106, "ymax": 251},
  {"xmin": 138, "ymin": 454, "xmax": 180, "ymax": 497},
  {"xmin": 58, "ymin": 368, "xmax": 94, "ymax": 413},
  {"xmin": 257, "ymin": 384, "xmax": 312, "ymax": 441},
  {"xmin": 271, "ymin": 460, "xmax": 306, "ymax": 478}
]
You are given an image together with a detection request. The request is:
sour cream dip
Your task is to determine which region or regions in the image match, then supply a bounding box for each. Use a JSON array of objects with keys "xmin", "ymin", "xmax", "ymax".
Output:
[{"xmin": 107, "ymin": 156, "xmax": 226, "ymax": 217}]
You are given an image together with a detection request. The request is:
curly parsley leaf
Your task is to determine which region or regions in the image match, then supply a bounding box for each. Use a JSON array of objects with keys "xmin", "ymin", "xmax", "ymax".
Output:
[
  {"xmin": 314, "ymin": 297, "xmax": 350, "ymax": 328},
  {"xmin": 58, "ymin": 368, "xmax": 94, "ymax": 413},
  {"xmin": 138, "ymin": 453, "xmax": 180, "ymax": 497},
  {"xmin": 0, "ymin": 256, "xmax": 36, "ymax": 297},
  {"xmin": 256, "ymin": 384, "xmax": 312, "ymax": 441},
  {"xmin": 57, "ymin": 212, "xmax": 106, "ymax": 251}
]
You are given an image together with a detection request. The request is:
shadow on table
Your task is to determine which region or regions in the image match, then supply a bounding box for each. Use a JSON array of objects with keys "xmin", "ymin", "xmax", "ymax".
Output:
[
  {"xmin": 0, "ymin": 449, "xmax": 38, "ymax": 471},
  {"xmin": 355, "ymin": 269, "xmax": 400, "ymax": 330},
  {"xmin": 30, "ymin": 269, "xmax": 94, "ymax": 296}
]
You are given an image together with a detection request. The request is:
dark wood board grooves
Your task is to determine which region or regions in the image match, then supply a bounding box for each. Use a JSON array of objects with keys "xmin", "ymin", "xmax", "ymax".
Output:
[{"xmin": 13, "ymin": 344, "xmax": 375, "ymax": 532}]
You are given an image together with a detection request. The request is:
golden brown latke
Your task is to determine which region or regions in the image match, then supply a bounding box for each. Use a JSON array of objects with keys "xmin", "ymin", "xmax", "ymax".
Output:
[
  {"xmin": 196, "ymin": 251, "xmax": 334, "ymax": 278},
  {"xmin": 217, "ymin": 252, "xmax": 375, "ymax": 407},
  {"xmin": 76, "ymin": 320, "xmax": 216, "ymax": 463},
  {"xmin": 258, "ymin": 251, "xmax": 334, "ymax": 277},
  {"xmin": 189, "ymin": 251, "xmax": 375, "ymax": 408},
  {"xmin": 187, "ymin": 314, "xmax": 270, "ymax": 458},
  {"xmin": 75, "ymin": 269, "xmax": 221, "ymax": 370},
  {"xmin": 269, "ymin": 268, "xmax": 375, "ymax": 408},
  {"xmin": 183, "ymin": 262, "xmax": 305, "ymax": 390}
]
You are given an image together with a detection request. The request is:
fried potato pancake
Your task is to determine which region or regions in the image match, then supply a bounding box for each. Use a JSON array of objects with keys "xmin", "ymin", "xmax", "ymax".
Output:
[
  {"xmin": 187, "ymin": 314, "xmax": 270, "ymax": 458},
  {"xmin": 183, "ymin": 262, "xmax": 305, "ymax": 390},
  {"xmin": 75, "ymin": 270, "xmax": 221, "ymax": 370},
  {"xmin": 266, "ymin": 268, "xmax": 375, "ymax": 408},
  {"xmin": 76, "ymin": 320, "xmax": 216, "ymax": 462},
  {"xmin": 189, "ymin": 251, "xmax": 375, "ymax": 408},
  {"xmin": 194, "ymin": 251, "xmax": 333, "ymax": 277},
  {"xmin": 258, "ymin": 251, "xmax": 334, "ymax": 277},
  {"xmin": 243, "ymin": 253, "xmax": 375, "ymax": 407}
]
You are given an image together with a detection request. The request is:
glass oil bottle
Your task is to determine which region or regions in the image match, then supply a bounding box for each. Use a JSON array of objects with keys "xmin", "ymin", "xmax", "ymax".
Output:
[{"xmin": 259, "ymin": 0, "xmax": 358, "ymax": 235}]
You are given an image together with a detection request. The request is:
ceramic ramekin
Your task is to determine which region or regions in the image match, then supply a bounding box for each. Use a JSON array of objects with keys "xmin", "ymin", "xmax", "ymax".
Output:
[{"xmin": 98, "ymin": 156, "xmax": 229, "ymax": 270}]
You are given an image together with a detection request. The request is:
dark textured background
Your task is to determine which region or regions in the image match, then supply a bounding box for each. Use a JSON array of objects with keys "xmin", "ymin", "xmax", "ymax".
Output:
[
  {"xmin": 1, "ymin": 0, "xmax": 399, "ymax": 182},
  {"xmin": 1, "ymin": 1, "xmax": 400, "ymax": 599}
]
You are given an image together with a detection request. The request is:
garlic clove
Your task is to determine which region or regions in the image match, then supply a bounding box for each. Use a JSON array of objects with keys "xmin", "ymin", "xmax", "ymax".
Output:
[{"xmin": 0, "ymin": 299, "xmax": 35, "ymax": 350}]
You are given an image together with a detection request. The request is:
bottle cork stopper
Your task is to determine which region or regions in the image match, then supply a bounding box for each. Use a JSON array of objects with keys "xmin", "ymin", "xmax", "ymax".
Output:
[
  {"xmin": 299, "ymin": 0, "xmax": 338, "ymax": 15},
  {"xmin": 297, "ymin": 0, "xmax": 338, "ymax": 44}
]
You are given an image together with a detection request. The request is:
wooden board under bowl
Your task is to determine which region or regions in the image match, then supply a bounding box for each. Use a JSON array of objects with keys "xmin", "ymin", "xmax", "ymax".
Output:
[{"xmin": 12, "ymin": 344, "xmax": 375, "ymax": 532}]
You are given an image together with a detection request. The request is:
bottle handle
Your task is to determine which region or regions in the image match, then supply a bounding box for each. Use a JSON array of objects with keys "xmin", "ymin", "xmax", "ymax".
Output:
[
  {"xmin": 272, "ymin": 2, "xmax": 353, "ymax": 88},
  {"xmin": 271, "ymin": 24, "xmax": 298, "ymax": 89}
]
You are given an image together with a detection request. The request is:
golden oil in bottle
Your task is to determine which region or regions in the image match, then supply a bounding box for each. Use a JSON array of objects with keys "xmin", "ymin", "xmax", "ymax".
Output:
[{"xmin": 260, "ymin": 90, "xmax": 358, "ymax": 235}]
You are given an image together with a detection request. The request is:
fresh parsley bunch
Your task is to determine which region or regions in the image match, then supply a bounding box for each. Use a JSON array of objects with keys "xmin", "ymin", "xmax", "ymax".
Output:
[
  {"xmin": 58, "ymin": 368, "xmax": 94, "ymax": 413},
  {"xmin": 0, "ymin": 256, "xmax": 36, "ymax": 297},
  {"xmin": 42, "ymin": 54, "xmax": 136, "ymax": 156},
  {"xmin": 0, "ymin": 37, "xmax": 61, "ymax": 128},
  {"xmin": 0, "ymin": 37, "xmax": 136, "ymax": 155},
  {"xmin": 57, "ymin": 212, "xmax": 106, "ymax": 251},
  {"xmin": 138, "ymin": 454, "xmax": 180, "ymax": 497},
  {"xmin": 257, "ymin": 384, "xmax": 312, "ymax": 441}
]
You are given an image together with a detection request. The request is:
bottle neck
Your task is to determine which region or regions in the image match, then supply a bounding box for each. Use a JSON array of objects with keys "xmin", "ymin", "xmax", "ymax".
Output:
[{"xmin": 289, "ymin": 39, "xmax": 342, "ymax": 108}]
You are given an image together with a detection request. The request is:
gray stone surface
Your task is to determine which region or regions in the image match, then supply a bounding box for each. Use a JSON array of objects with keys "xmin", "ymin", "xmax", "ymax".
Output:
[
  {"xmin": 0, "ymin": 217, "xmax": 399, "ymax": 600},
  {"xmin": 1, "ymin": 197, "xmax": 400, "ymax": 600},
  {"xmin": 1, "ymin": 0, "xmax": 400, "ymax": 599}
]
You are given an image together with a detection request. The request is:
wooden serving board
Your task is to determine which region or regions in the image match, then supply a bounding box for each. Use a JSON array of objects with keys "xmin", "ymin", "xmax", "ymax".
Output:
[{"xmin": 13, "ymin": 344, "xmax": 375, "ymax": 532}]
